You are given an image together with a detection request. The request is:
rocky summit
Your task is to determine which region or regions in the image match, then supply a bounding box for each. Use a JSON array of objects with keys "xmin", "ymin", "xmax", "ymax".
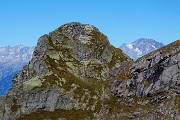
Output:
[
  {"xmin": 0, "ymin": 22, "xmax": 131, "ymax": 120},
  {"xmin": 0, "ymin": 22, "xmax": 179, "ymax": 120}
]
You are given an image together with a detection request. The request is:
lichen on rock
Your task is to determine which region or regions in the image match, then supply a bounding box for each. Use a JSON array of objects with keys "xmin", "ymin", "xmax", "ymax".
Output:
[{"xmin": 0, "ymin": 22, "xmax": 130, "ymax": 120}]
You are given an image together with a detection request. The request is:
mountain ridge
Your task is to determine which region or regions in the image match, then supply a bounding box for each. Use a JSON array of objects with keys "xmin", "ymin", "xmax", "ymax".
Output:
[
  {"xmin": 0, "ymin": 45, "xmax": 34, "ymax": 96},
  {"xmin": 120, "ymin": 38, "xmax": 164, "ymax": 60}
]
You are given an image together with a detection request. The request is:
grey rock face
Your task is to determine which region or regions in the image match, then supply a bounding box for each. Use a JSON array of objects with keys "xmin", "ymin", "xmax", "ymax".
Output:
[
  {"xmin": 0, "ymin": 22, "xmax": 130, "ymax": 120},
  {"xmin": 13, "ymin": 37, "xmax": 49, "ymax": 85},
  {"xmin": 111, "ymin": 40, "xmax": 180, "ymax": 97},
  {"xmin": 120, "ymin": 38, "xmax": 164, "ymax": 60},
  {"xmin": 109, "ymin": 40, "xmax": 180, "ymax": 119}
]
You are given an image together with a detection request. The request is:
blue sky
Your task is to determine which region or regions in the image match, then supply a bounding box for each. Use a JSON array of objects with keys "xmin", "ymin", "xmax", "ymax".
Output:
[{"xmin": 0, "ymin": 0, "xmax": 180, "ymax": 47}]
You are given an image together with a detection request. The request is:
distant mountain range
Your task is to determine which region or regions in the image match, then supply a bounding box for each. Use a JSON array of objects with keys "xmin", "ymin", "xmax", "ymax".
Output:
[
  {"xmin": 0, "ymin": 45, "xmax": 34, "ymax": 95},
  {"xmin": 120, "ymin": 38, "xmax": 164, "ymax": 60}
]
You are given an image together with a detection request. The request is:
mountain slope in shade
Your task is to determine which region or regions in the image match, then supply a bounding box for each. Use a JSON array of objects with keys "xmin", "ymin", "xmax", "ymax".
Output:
[
  {"xmin": 120, "ymin": 38, "xmax": 164, "ymax": 60},
  {"xmin": 0, "ymin": 45, "xmax": 34, "ymax": 96}
]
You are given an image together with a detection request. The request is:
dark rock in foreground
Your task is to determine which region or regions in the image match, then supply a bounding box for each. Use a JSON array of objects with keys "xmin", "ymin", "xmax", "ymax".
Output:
[
  {"xmin": 111, "ymin": 40, "xmax": 180, "ymax": 97},
  {"xmin": 111, "ymin": 40, "xmax": 180, "ymax": 119}
]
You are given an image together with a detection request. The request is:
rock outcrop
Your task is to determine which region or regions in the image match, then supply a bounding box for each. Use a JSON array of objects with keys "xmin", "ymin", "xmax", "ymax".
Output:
[
  {"xmin": 0, "ymin": 22, "xmax": 131, "ymax": 120},
  {"xmin": 111, "ymin": 40, "xmax": 180, "ymax": 97},
  {"xmin": 110, "ymin": 40, "xmax": 180, "ymax": 119}
]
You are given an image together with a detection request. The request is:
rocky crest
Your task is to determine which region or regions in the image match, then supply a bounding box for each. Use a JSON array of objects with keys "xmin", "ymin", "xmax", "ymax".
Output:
[
  {"xmin": 111, "ymin": 40, "xmax": 180, "ymax": 119},
  {"xmin": 111, "ymin": 40, "xmax": 180, "ymax": 97},
  {"xmin": 0, "ymin": 22, "xmax": 130, "ymax": 120}
]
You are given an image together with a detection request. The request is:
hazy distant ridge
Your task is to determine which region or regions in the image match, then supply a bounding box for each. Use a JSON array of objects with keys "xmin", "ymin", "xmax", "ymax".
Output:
[
  {"xmin": 0, "ymin": 45, "xmax": 34, "ymax": 95},
  {"xmin": 119, "ymin": 38, "xmax": 164, "ymax": 60}
]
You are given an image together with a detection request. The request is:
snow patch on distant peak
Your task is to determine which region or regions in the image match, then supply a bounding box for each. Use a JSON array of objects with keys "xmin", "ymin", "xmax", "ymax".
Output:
[
  {"xmin": 134, "ymin": 48, "xmax": 142, "ymax": 55},
  {"xmin": 150, "ymin": 44, "xmax": 156, "ymax": 49},
  {"xmin": 127, "ymin": 44, "xmax": 133, "ymax": 49},
  {"xmin": 119, "ymin": 38, "xmax": 164, "ymax": 60}
]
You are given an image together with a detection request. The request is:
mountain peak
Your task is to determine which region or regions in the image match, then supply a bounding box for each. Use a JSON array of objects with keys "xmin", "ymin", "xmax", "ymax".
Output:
[
  {"xmin": 14, "ymin": 22, "xmax": 129, "ymax": 84},
  {"xmin": 120, "ymin": 38, "xmax": 164, "ymax": 60},
  {"xmin": 133, "ymin": 38, "xmax": 156, "ymax": 43},
  {"xmin": 55, "ymin": 22, "xmax": 100, "ymax": 44},
  {"xmin": 0, "ymin": 23, "xmax": 131, "ymax": 119},
  {"xmin": 132, "ymin": 38, "xmax": 164, "ymax": 46}
]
